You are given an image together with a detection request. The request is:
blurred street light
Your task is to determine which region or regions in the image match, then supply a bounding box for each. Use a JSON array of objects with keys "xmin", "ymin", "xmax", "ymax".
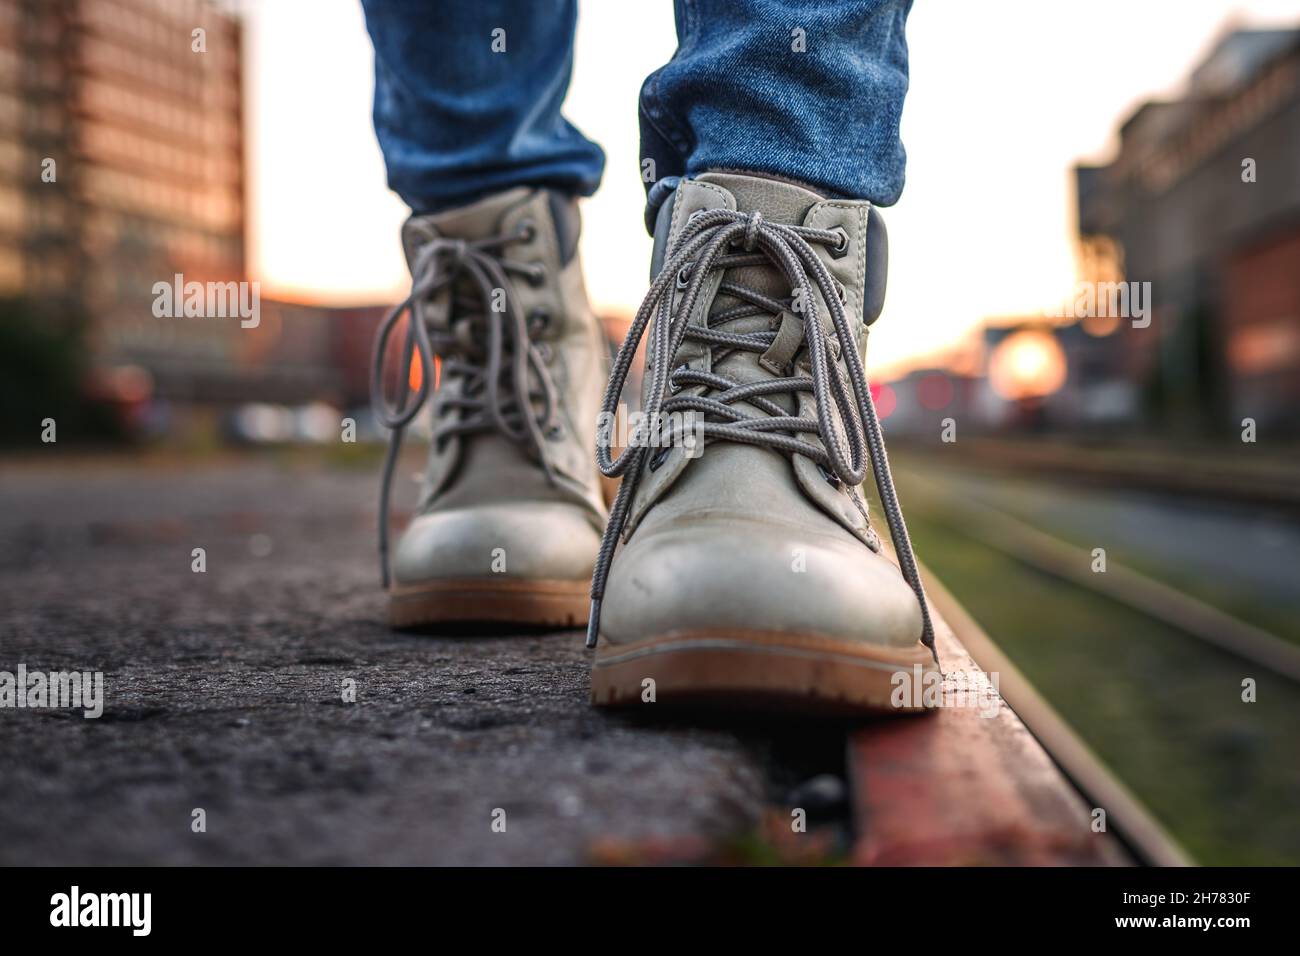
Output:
[{"xmin": 988, "ymin": 328, "xmax": 1068, "ymax": 401}]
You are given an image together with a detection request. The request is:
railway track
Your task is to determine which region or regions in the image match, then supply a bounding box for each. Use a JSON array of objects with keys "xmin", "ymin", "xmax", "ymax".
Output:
[
  {"xmin": 901, "ymin": 471, "xmax": 1300, "ymax": 684},
  {"xmin": 850, "ymin": 468, "xmax": 1300, "ymax": 866}
]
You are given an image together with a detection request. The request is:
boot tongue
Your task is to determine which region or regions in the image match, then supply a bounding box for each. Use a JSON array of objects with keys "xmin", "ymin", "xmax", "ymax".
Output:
[
  {"xmin": 691, "ymin": 172, "xmax": 829, "ymax": 307},
  {"xmin": 690, "ymin": 173, "xmax": 829, "ymax": 397},
  {"xmin": 694, "ymin": 172, "xmax": 826, "ymax": 226},
  {"xmin": 402, "ymin": 188, "xmax": 536, "ymax": 270}
]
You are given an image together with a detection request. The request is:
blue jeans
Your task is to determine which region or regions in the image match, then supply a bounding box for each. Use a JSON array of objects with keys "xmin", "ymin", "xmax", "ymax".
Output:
[{"xmin": 361, "ymin": 0, "xmax": 912, "ymax": 224}]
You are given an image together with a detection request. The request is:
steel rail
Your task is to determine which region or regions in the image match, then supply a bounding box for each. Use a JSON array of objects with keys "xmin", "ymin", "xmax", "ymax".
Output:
[{"xmin": 904, "ymin": 475, "xmax": 1300, "ymax": 684}]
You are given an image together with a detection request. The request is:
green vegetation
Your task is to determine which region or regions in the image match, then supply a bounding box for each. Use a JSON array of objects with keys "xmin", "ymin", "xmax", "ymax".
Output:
[{"xmin": 0, "ymin": 297, "xmax": 120, "ymax": 445}]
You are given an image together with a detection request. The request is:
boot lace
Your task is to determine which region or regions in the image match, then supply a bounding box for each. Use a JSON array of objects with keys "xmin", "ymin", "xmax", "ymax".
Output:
[
  {"xmin": 370, "ymin": 225, "xmax": 559, "ymax": 586},
  {"xmin": 586, "ymin": 208, "xmax": 935, "ymax": 656}
]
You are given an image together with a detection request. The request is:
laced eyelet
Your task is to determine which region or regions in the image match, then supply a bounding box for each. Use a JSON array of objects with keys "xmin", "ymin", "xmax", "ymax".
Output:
[
  {"xmin": 517, "ymin": 220, "xmax": 537, "ymax": 243},
  {"xmin": 675, "ymin": 265, "xmax": 692, "ymax": 290},
  {"xmin": 828, "ymin": 227, "xmax": 850, "ymax": 259},
  {"xmin": 528, "ymin": 309, "xmax": 551, "ymax": 335},
  {"xmin": 669, "ymin": 363, "xmax": 689, "ymax": 393},
  {"xmin": 817, "ymin": 463, "xmax": 842, "ymax": 488},
  {"xmin": 649, "ymin": 447, "xmax": 671, "ymax": 472}
]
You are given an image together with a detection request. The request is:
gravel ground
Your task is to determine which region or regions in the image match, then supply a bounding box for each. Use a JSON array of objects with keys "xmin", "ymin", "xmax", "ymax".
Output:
[{"xmin": 0, "ymin": 452, "xmax": 851, "ymax": 865}]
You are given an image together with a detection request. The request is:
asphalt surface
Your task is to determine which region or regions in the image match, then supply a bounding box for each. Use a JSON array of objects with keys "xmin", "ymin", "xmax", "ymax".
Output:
[{"xmin": 0, "ymin": 451, "xmax": 849, "ymax": 865}]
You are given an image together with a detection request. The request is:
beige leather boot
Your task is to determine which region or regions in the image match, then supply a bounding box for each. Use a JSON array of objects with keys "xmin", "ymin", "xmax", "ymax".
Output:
[
  {"xmin": 371, "ymin": 188, "xmax": 607, "ymax": 628},
  {"xmin": 587, "ymin": 172, "xmax": 937, "ymax": 714}
]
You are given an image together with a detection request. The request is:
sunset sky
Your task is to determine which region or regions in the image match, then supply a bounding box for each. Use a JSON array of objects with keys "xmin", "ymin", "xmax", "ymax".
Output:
[{"xmin": 243, "ymin": 0, "xmax": 1298, "ymax": 375}]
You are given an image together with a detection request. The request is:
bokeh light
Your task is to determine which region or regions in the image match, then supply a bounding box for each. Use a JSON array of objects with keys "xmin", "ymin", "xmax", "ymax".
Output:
[{"xmin": 988, "ymin": 328, "xmax": 1068, "ymax": 400}]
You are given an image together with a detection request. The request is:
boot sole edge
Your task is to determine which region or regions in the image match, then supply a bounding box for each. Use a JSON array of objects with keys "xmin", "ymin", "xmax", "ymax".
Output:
[
  {"xmin": 591, "ymin": 630, "xmax": 937, "ymax": 716},
  {"xmin": 388, "ymin": 577, "xmax": 590, "ymax": 629}
]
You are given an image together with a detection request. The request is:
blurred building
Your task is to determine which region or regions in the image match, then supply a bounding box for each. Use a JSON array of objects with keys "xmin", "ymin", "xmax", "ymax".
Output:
[
  {"xmin": 221, "ymin": 299, "xmax": 387, "ymax": 410},
  {"xmin": 0, "ymin": 0, "xmax": 246, "ymax": 394},
  {"xmin": 883, "ymin": 321, "xmax": 1128, "ymax": 439},
  {"xmin": 0, "ymin": 0, "xmax": 395, "ymax": 436},
  {"xmin": 1075, "ymin": 27, "xmax": 1300, "ymax": 435},
  {"xmin": 882, "ymin": 367, "xmax": 991, "ymax": 436}
]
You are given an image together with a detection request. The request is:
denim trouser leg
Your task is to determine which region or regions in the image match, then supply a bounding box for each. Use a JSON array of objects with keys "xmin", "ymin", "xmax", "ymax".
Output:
[
  {"xmin": 361, "ymin": 0, "xmax": 910, "ymax": 216},
  {"xmin": 640, "ymin": 0, "xmax": 912, "ymax": 213},
  {"xmin": 360, "ymin": 0, "xmax": 605, "ymax": 214}
]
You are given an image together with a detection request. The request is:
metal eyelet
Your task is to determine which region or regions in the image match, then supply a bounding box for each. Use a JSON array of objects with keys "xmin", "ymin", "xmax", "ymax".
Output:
[
  {"xmin": 545, "ymin": 423, "xmax": 564, "ymax": 441},
  {"xmin": 828, "ymin": 227, "xmax": 850, "ymax": 260},
  {"xmin": 669, "ymin": 363, "xmax": 689, "ymax": 393},
  {"xmin": 649, "ymin": 447, "xmax": 671, "ymax": 472},
  {"xmin": 518, "ymin": 220, "xmax": 537, "ymax": 242},
  {"xmin": 528, "ymin": 309, "xmax": 551, "ymax": 334},
  {"xmin": 526, "ymin": 264, "xmax": 547, "ymax": 287},
  {"xmin": 675, "ymin": 266, "xmax": 692, "ymax": 290},
  {"xmin": 817, "ymin": 463, "xmax": 842, "ymax": 488}
]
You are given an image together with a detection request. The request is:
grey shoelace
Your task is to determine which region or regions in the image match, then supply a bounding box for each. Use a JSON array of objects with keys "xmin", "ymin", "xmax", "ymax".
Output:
[
  {"xmin": 370, "ymin": 227, "xmax": 558, "ymax": 587},
  {"xmin": 586, "ymin": 208, "xmax": 936, "ymax": 657}
]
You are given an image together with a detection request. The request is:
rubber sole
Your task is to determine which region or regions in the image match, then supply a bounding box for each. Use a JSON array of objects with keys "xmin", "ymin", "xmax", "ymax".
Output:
[
  {"xmin": 591, "ymin": 629, "xmax": 939, "ymax": 716},
  {"xmin": 388, "ymin": 577, "xmax": 590, "ymax": 629}
]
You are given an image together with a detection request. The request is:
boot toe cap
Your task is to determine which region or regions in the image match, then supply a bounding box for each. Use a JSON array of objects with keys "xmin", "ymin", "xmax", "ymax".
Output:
[
  {"xmin": 393, "ymin": 502, "xmax": 600, "ymax": 585},
  {"xmin": 600, "ymin": 517, "xmax": 923, "ymax": 649}
]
